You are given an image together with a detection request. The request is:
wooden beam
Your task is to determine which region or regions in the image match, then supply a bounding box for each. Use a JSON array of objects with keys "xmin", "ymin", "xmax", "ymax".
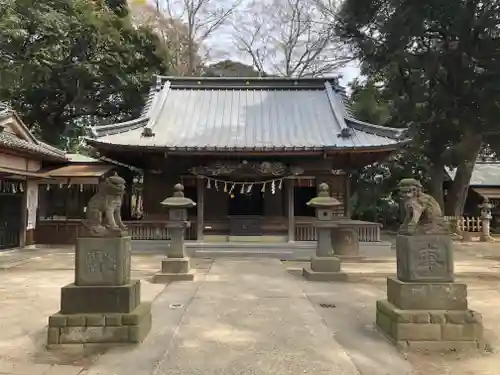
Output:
[
  {"xmin": 287, "ymin": 179, "xmax": 295, "ymax": 242},
  {"xmin": 196, "ymin": 177, "xmax": 204, "ymax": 242},
  {"xmin": 345, "ymin": 172, "xmax": 351, "ymax": 218}
]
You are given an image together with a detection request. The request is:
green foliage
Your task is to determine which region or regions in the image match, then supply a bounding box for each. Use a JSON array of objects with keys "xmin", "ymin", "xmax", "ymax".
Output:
[
  {"xmin": 337, "ymin": 0, "xmax": 500, "ymax": 215},
  {"xmin": 349, "ymin": 79, "xmax": 391, "ymax": 125},
  {"xmin": 203, "ymin": 60, "xmax": 267, "ymax": 77},
  {"xmin": 0, "ymin": 0, "xmax": 169, "ymax": 147},
  {"xmin": 347, "ymin": 80, "xmax": 417, "ymax": 225},
  {"xmin": 351, "ymin": 148, "xmax": 432, "ymax": 226},
  {"xmin": 338, "ymin": 0, "xmax": 500, "ymax": 150}
]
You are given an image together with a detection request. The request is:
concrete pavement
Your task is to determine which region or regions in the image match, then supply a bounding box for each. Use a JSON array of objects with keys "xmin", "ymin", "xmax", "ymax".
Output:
[
  {"xmin": 84, "ymin": 259, "xmax": 361, "ymax": 375},
  {"xmin": 2, "ymin": 243, "xmax": 500, "ymax": 374}
]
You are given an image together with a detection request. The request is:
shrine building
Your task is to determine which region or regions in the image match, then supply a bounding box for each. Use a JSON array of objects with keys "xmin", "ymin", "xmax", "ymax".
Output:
[{"xmin": 83, "ymin": 76, "xmax": 406, "ymax": 243}]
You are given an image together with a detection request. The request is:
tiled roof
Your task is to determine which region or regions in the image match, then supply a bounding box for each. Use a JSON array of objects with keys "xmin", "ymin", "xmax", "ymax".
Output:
[
  {"xmin": 0, "ymin": 106, "xmax": 67, "ymax": 160},
  {"xmin": 90, "ymin": 76, "xmax": 406, "ymax": 151},
  {"xmin": 66, "ymin": 153, "xmax": 100, "ymax": 163},
  {"xmin": 42, "ymin": 164, "xmax": 113, "ymax": 178},
  {"xmin": 446, "ymin": 162, "xmax": 500, "ymax": 186},
  {"xmin": 0, "ymin": 131, "xmax": 66, "ymax": 160},
  {"xmin": 0, "ymin": 103, "xmax": 11, "ymax": 121}
]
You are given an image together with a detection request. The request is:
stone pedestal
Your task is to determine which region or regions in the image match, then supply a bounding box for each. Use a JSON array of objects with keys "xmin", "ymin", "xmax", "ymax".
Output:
[
  {"xmin": 332, "ymin": 227, "xmax": 361, "ymax": 260},
  {"xmin": 60, "ymin": 281, "xmax": 140, "ymax": 314},
  {"xmin": 462, "ymin": 231, "xmax": 474, "ymax": 242},
  {"xmin": 152, "ymin": 257, "xmax": 195, "ymax": 283},
  {"xmin": 480, "ymin": 219, "xmax": 494, "ymax": 242},
  {"xmin": 396, "ymin": 234, "xmax": 454, "ymax": 282},
  {"xmin": 376, "ymin": 278, "xmax": 483, "ymax": 351},
  {"xmin": 47, "ymin": 303, "xmax": 152, "ymax": 346},
  {"xmin": 303, "ymin": 256, "xmax": 348, "ymax": 281},
  {"xmin": 302, "ymin": 225, "xmax": 348, "ymax": 282},
  {"xmin": 47, "ymin": 236, "xmax": 151, "ymax": 347},
  {"xmin": 75, "ymin": 236, "xmax": 131, "ymax": 286},
  {"xmin": 376, "ymin": 234, "xmax": 483, "ymax": 351}
]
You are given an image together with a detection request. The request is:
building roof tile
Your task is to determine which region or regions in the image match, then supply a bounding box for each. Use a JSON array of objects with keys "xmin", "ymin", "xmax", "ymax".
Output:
[
  {"xmin": 446, "ymin": 162, "xmax": 500, "ymax": 186},
  {"xmin": 0, "ymin": 103, "xmax": 67, "ymax": 160},
  {"xmin": 90, "ymin": 76, "xmax": 406, "ymax": 151},
  {"xmin": 0, "ymin": 131, "xmax": 67, "ymax": 160}
]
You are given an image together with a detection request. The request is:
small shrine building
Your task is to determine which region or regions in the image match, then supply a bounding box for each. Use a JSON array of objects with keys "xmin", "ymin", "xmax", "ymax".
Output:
[{"xmin": 86, "ymin": 76, "xmax": 406, "ymax": 243}]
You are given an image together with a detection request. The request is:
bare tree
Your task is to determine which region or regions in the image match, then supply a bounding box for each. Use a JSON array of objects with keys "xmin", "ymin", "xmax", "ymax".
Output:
[
  {"xmin": 128, "ymin": 1, "xmax": 197, "ymax": 76},
  {"xmin": 231, "ymin": 0, "xmax": 351, "ymax": 77},
  {"xmin": 146, "ymin": 0, "xmax": 242, "ymax": 75}
]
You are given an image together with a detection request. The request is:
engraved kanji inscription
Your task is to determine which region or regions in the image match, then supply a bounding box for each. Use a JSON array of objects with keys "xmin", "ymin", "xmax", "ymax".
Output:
[
  {"xmin": 86, "ymin": 250, "xmax": 117, "ymax": 275},
  {"xmin": 396, "ymin": 234, "xmax": 454, "ymax": 282},
  {"xmin": 412, "ymin": 244, "xmax": 445, "ymax": 278}
]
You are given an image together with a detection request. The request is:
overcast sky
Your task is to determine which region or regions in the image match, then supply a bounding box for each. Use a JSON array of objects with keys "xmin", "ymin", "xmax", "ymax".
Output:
[{"xmin": 143, "ymin": 0, "xmax": 361, "ymax": 88}]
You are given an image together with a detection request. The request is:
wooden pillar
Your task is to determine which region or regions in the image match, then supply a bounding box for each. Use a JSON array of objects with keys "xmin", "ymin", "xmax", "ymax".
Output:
[
  {"xmin": 344, "ymin": 173, "xmax": 352, "ymax": 218},
  {"xmin": 121, "ymin": 174, "xmax": 133, "ymax": 221},
  {"xmin": 24, "ymin": 179, "xmax": 38, "ymax": 246},
  {"xmin": 196, "ymin": 177, "xmax": 204, "ymax": 242},
  {"xmin": 287, "ymin": 178, "xmax": 295, "ymax": 242}
]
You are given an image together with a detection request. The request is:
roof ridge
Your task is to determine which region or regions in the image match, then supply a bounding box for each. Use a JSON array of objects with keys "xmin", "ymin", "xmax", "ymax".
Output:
[
  {"xmin": 154, "ymin": 74, "xmax": 342, "ymax": 81},
  {"xmin": 0, "ymin": 104, "xmax": 40, "ymax": 145},
  {"xmin": 345, "ymin": 117, "xmax": 407, "ymax": 140},
  {"xmin": 152, "ymin": 74, "xmax": 345, "ymax": 90},
  {"xmin": 93, "ymin": 77, "xmax": 161, "ymax": 138},
  {"xmin": 93, "ymin": 117, "xmax": 148, "ymax": 137}
]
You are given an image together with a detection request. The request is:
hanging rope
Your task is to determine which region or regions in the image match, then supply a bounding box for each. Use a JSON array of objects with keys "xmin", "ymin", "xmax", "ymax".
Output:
[{"xmin": 195, "ymin": 175, "xmax": 287, "ymax": 195}]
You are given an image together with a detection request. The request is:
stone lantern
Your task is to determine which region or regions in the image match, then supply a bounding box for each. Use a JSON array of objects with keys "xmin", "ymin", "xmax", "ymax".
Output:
[
  {"xmin": 152, "ymin": 183, "xmax": 196, "ymax": 283},
  {"xmin": 302, "ymin": 183, "xmax": 347, "ymax": 281},
  {"xmin": 479, "ymin": 197, "xmax": 494, "ymax": 242}
]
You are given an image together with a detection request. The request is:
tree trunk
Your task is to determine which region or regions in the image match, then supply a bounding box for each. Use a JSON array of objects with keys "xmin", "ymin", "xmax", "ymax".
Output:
[
  {"xmin": 444, "ymin": 136, "xmax": 482, "ymax": 217},
  {"xmin": 428, "ymin": 161, "xmax": 445, "ymax": 210}
]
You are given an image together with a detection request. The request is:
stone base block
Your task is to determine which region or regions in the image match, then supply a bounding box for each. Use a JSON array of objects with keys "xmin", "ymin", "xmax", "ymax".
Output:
[
  {"xmin": 61, "ymin": 280, "xmax": 140, "ymax": 314},
  {"xmin": 335, "ymin": 255, "xmax": 367, "ymax": 261},
  {"xmin": 387, "ymin": 277, "xmax": 467, "ymax": 310},
  {"xmin": 462, "ymin": 232, "xmax": 474, "ymax": 242},
  {"xmin": 311, "ymin": 256, "xmax": 341, "ymax": 272},
  {"xmin": 480, "ymin": 234, "xmax": 494, "ymax": 242},
  {"xmin": 152, "ymin": 270, "xmax": 195, "ymax": 283},
  {"xmin": 376, "ymin": 299, "xmax": 483, "ymax": 351},
  {"xmin": 396, "ymin": 234, "xmax": 453, "ymax": 282},
  {"xmin": 332, "ymin": 227, "xmax": 359, "ymax": 257},
  {"xmin": 302, "ymin": 267, "xmax": 348, "ymax": 282},
  {"xmin": 47, "ymin": 302, "xmax": 152, "ymax": 346},
  {"xmin": 75, "ymin": 236, "xmax": 131, "ymax": 286},
  {"xmin": 161, "ymin": 257, "xmax": 190, "ymax": 273}
]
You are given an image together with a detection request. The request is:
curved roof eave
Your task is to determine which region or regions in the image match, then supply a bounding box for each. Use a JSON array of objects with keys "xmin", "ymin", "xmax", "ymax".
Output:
[{"xmin": 85, "ymin": 137, "xmax": 408, "ymax": 154}]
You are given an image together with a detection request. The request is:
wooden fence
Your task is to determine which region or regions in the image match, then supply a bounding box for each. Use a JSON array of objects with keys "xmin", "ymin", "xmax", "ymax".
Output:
[
  {"xmin": 444, "ymin": 216, "xmax": 482, "ymax": 233},
  {"xmin": 36, "ymin": 218, "xmax": 382, "ymax": 244},
  {"xmin": 295, "ymin": 221, "xmax": 381, "ymax": 242},
  {"xmin": 127, "ymin": 221, "xmax": 197, "ymax": 240}
]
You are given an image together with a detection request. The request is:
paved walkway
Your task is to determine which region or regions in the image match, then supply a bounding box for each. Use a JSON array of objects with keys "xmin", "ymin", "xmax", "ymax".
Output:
[
  {"xmin": 83, "ymin": 259, "xmax": 362, "ymax": 375},
  {"xmin": 2, "ymin": 244, "xmax": 500, "ymax": 374}
]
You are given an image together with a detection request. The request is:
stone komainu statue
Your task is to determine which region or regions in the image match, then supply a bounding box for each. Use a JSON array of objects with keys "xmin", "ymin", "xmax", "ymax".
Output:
[
  {"xmin": 398, "ymin": 178, "xmax": 448, "ymax": 235},
  {"xmin": 82, "ymin": 174, "xmax": 128, "ymax": 237}
]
